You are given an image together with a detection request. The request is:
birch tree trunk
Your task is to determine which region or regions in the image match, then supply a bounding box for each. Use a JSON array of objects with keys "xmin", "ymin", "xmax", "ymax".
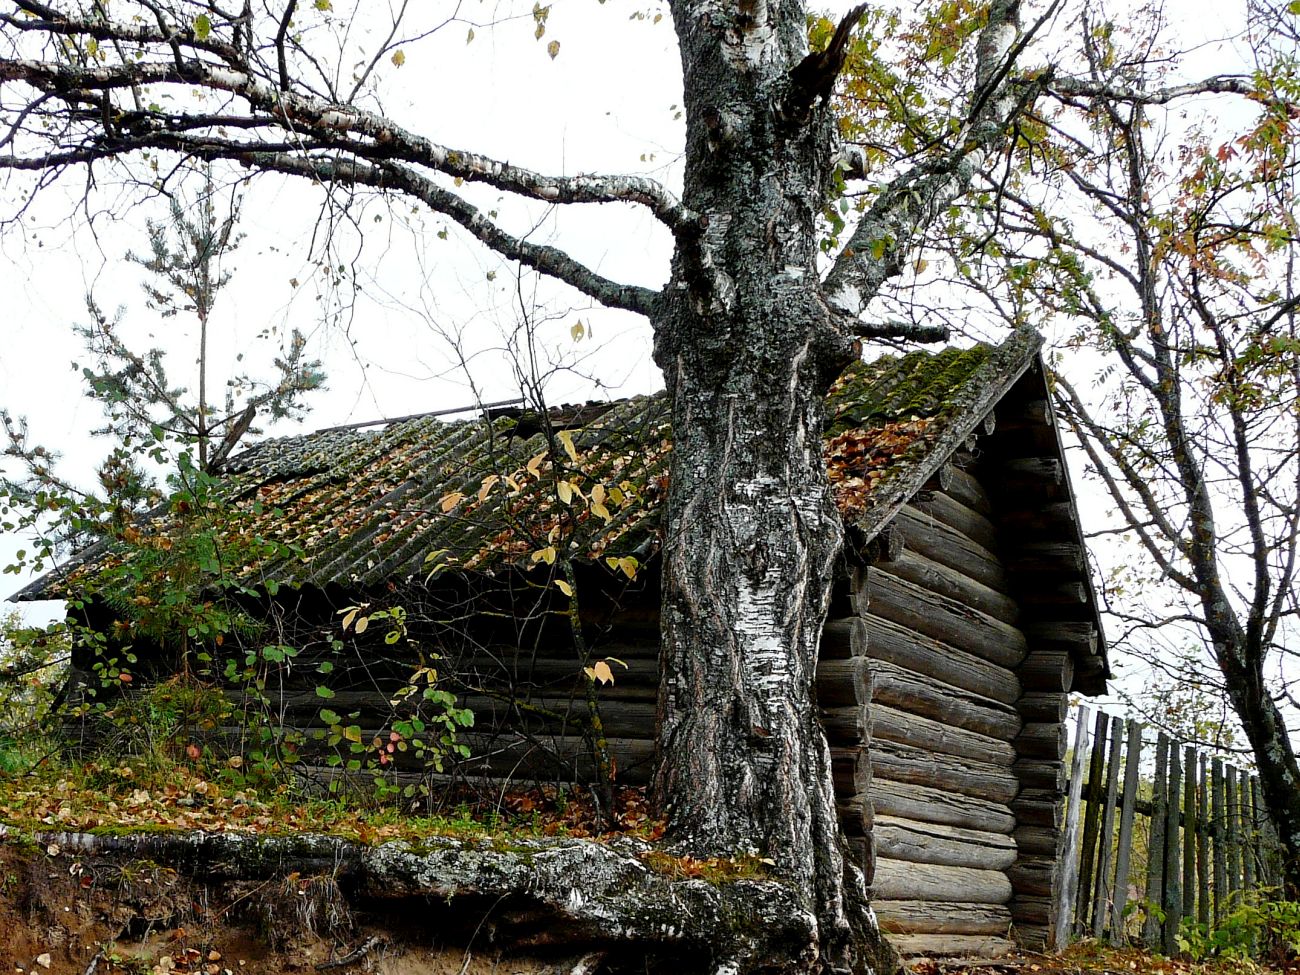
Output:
[{"xmin": 651, "ymin": 5, "xmax": 876, "ymax": 969}]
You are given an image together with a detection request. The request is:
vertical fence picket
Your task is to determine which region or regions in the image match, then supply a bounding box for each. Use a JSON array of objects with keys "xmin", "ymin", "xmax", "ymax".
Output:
[
  {"xmin": 1142, "ymin": 733, "xmax": 1169, "ymax": 948},
  {"xmin": 1241, "ymin": 773, "xmax": 1256, "ymax": 896},
  {"xmin": 1197, "ymin": 754, "xmax": 1210, "ymax": 928},
  {"xmin": 1212, "ymin": 758, "xmax": 1227, "ymax": 926},
  {"xmin": 1251, "ymin": 777, "xmax": 1277, "ymax": 888},
  {"xmin": 1226, "ymin": 765, "xmax": 1241, "ymax": 908},
  {"xmin": 1182, "ymin": 745, "xmax": 1196, "ymax": 928},
  {"xmin": 1076, "ymin": 709, "xmax": 1110, "ymax": 936},
  {"xmin": 1161, "ymin": 746, "xmax": 1183, "ymax": 955},
  {"xmin": 1110, "ymin": 719, "xmax": 1143, "ymax": 944},
  {"xmin": 1055, "ymin": 705, "xmax": 1092, "ymax": 950},
  {"xmin": 1092, "ymin": 714, "xmax": 1125, "ymax": 939}
]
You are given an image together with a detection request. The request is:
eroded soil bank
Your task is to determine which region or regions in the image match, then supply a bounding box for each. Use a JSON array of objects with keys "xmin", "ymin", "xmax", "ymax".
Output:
[{"xmin": 0, "ymin": 827, "xmax": 828, "ymax": 975}]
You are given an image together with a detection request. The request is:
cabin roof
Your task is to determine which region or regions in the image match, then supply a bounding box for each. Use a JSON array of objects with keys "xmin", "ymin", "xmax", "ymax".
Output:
[
  {"xmin": 12, "ymin": 324, "xmax": 1110, "ymax": 690},
  {"xmin": 14, "ymin": 327, "xmax": 1041, "ymax": 598}
]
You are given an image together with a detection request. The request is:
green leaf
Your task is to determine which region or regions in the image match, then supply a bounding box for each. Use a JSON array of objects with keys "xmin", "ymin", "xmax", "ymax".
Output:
[
  {"xmin": 193, "ymin": 13, "xmax": 212, "ymax": 39},
  {"xmin": 319, "ymin": 708, "xmax": 341, "ymax": 725},
  {"xmin": 315, "ymin": 685, "xmax": 336, "ymax": 699}
]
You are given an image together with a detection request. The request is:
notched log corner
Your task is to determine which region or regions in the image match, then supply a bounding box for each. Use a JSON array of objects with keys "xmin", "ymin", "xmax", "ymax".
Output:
[{"xmin": 0, "ymin": 825, "xmax": 829, "ymax": 974}]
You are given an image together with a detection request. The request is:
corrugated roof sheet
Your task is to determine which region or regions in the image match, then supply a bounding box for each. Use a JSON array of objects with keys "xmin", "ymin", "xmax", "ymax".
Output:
[{"xmin": 14, "ymin": 328, "xmax": 1043, "ymax": 599}]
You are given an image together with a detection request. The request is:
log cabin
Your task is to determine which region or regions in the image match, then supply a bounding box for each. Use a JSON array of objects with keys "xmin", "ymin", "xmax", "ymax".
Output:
[{"xmin": 12, "ymin": 323, "xmax": 1109, "ymax": 958}]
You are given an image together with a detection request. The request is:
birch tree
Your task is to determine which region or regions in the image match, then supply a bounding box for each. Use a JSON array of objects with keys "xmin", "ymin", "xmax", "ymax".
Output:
[{"xmin": 0, "ymin": 0, "xmax": 1273, "ymax": 967}]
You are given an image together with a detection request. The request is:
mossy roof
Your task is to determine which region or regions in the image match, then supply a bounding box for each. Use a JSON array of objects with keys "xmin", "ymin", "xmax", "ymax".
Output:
[{"xmin": 14, "ymin": 327, "xmax": 1044, "ymax": 599}]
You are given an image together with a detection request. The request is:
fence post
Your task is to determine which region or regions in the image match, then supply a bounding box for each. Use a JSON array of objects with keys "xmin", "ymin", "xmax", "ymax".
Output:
[
  {"xmin": 1076, "ymin": 709, "xmax": 1110, "ymax": 936},
  {"xmin": 1092, "ymin": 713, "xmax": 1125, "ymax": 939},
  {"xmin": 1161, "ymin": 745, "xmax": 1182, "ymax": 955},
  {"xmin": 1241, "ymin": 773, "xmax": 1256, "ymax": 896},
  {"xmin": 1142, "ymin": 733, "xmax": 1169, "ymax": 948},
  {"xmin": 1110, "ymin": 719, "xmax": 1143, "ymax": 944},
  {"xmin": 1182, "ymin": 745, "xmax": 1197, "ymax": 929},
  {"xmin": 1197, "ymin": 754, "xmax": 1210, "ymax": 928},
  {"xmin": 1055, "ymin": 705, "xmax": 1092, "ymax": 949},
  {"xmin": 1226, "ymin": 765, "xmax": 1241, "ymax": 908},
  {"xmin": 1212, "ymin": 758, "xmax": 1227, "ymax": 926}
]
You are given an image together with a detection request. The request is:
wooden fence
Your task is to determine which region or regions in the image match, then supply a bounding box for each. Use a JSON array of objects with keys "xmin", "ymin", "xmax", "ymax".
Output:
[{"xmin": 1054, "ymin": 705, "xmax": 1286, "ymax": 951}]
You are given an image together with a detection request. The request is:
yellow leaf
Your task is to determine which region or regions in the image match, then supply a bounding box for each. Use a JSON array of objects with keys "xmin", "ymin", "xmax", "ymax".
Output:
[
  {"xmin": 477, "ymin": 474, "xmax": 499, "ymax": 502},
  {"xmin": 556, "ymin": 429, "xmax": 580, "ymax": 464},
  {"xmin": 608, "ymin": 486, "xmax": 625, "ymax": 505},
  {"xmin": 440, "ymin": 491, "xmax": 464, "ymax": 513},
  {"xmin": 526, "ymin": 451, "xmax": 547, "ymax": 478},
  {"xmin": 591, "ymin": 482, "xmax": 606, "ymax": 504},
  {"xmin": 466, "ymin": 27, "xmax": 475, "ymax": 42},
  {"xmin": 547, "ymin": 39, "xmax": 560, "ymax": 59},
  {"xmin": 591, "ymin": 501, "xmax": 611, "ymax": 522},
  {"xmin": 557, "ymin": 480, "xmax": 573, "ymax": 504},
  {"xmin": 571, "ymin": 319, "xmax": 585, "ymax": 341},
  {"xmin": 592, "ymin": 660, "xmax": 614, "ymax": 684},
  {"xmin": 354, "ymin": 616, "xmax": 370, "ymax": 634},
  {"xmin": 583, "ymin": 666, "xmax": 597, "ymax": 680},
  {"xmin": 531, "ymin": 545, "xmax": 557, "ymax": 565},
  {"xmin": 555, "ymin": 579, "xmax": 573, "ymax": 596},
  {"xmin": 505, "ymin": 475, "xmax": 522, "ymax": 492},
  {"xmin": 391, "ymin": 49, "xmax": 406, "ymax": 67},
  {"xmin": 343, "ymin": 725, "xmax": 362, "ymax": 743},
  {"xmin": 341, "ymin": 609, "xmax": 357, "ymax": 631}
]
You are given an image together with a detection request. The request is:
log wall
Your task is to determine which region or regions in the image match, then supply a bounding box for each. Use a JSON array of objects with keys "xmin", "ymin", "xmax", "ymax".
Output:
[{"xmin": 818, "ymin": 465, "xmax": 1029, "ymax": 956}]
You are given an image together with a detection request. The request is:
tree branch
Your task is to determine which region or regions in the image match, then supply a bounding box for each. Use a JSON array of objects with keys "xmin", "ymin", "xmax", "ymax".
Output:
[
  {"xmin": 0, "ymin": 53, "xmax": 693, "ymax": 230},
  {"xmin": 821, "ymin": 0, "xmax": 1052, "ymax": 317}
]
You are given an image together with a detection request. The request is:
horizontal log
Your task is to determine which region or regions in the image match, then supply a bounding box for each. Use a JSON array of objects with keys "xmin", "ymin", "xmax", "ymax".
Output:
[
  {"xmin": 1005, "ymin": 542, "xmax": 1086, "ymax": 577},
  {"xmin": 883, "ymin": 549, "xmax": 1019, "ymax": 626},
  {"xmin": 1015, "ymin": 580, "xmax": 1090, "ymax": 608},
  {"xmin": 815, "ymin": 656, "xmax": 873, "ymax": 708},
  {"xmin": 885, "ymin": 934, "xmax": 1015, "ymax": 959},
  {"xmin": 1013, "ymin": 825, "xmax": 1061, "ymax": 858},
  {"xmin": 1012, "ymin": 758, "xmax": 1065, "ymax": 793},
  {"xmin": 865, "ymin": 569, "xmax": 1027, "ymax": 668},
  {"xmin": 997, "ymin": 398, "xmax": 1051, "ymax": 430},
  {"xmin": 870, "ymin": 704, "xmax": 1014, "ymax": 767},
  {"xmin": 998, "ymin": 457, "xmax": 1065, "ymax": 495},
  {"xmin": 868, "ymin": 779, "xmax": 1016, "ymax": 834},
  {"xmin": 995, "ymin": 503, "xmax": 1077, "ymax": 541},
  {"xmin": 821, "ymin": 705, "xmax": 869, "ymax": 746},
  {"xmin": 1009, "ymin": 790, "xmax": 1063, "ymax": 829},
  {"xmin": 1014, "ymin": 722, "xmax": 1067, "ymax": 762},
  {"xmin": 1016, "ymin": 691, "xmax": 1069, "ymax": 724},
  {"xmin": 1010, "ymin": 895, "xmax": 1055, "ymax": 927},
  {"xmin": 873, "ymin": 858, "xmax": 1013, "ymax": 904},
  {"xmin": 862, "ymin": 525, "xmax": 905, "ymax": 564},
  {"xmin": 909, "ymin": 491, "xmax": 1000, "ymax": 554},
  {"xmin": 1006, "ymin": 859, "xmax": 1057, "ymax": 898},
  {"xmin": 831, "ymin": 746, "xmax": 871, "ymax": 797},
  {"xmin": 870, "ymin": 739, "xmax": 1019, "ymax": 804},
  {"xmin": 836, "ymin": 798, "xmax": 871, "ymax": 837},
  {"xmin": 1016, "ymin": 651, "xmax": 1074, "ymax": 693},
  {"xmin": 820, "ymin": 616, "xmax": 867, "ymax": 661},
  {"xmin": 944, "ymin": 466, "xmax": 994, "ymax": 516},
  {"xmin": 461, "ymin": 654, "xmax": 660, "ymax": 687},
  {"xmin": 1022, "ymin": 622, "xmax": 1097, "ymax": 656},
  {"xmin": 893, "ymin": 507, "xmax": 1009, "ymax": 593},
  {"xmin": 869, "ymin": 660, "xmax": 1021, "ymax": 741},
  {"xmin": 873, "ymin": 814, "xmax": 1016, "ymax": 871},
  {"xmin": 861, "ymin": 613, "xmax": 1021, "ymax": 705},
  {"xmin": 874, "ymin": 900, "xmax": 1012, "ymax": 937}
]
